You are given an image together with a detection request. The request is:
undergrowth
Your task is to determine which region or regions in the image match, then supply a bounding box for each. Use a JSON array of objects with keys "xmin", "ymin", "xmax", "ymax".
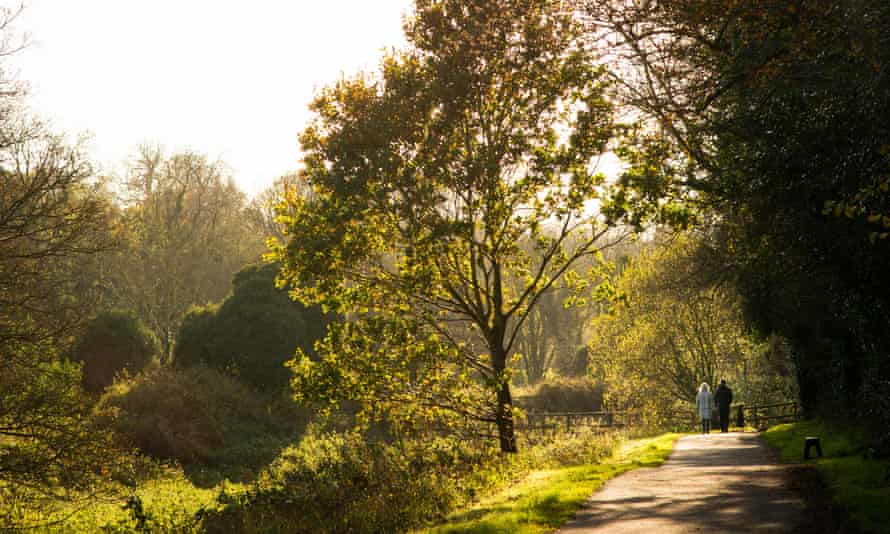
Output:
[
  {"xmin": 19, "ymin": 426, "xmax": 675, "ymax": 533},
  {"xmin": 198, "ymin": 427, "xmax": 626, "ymax": 534}
]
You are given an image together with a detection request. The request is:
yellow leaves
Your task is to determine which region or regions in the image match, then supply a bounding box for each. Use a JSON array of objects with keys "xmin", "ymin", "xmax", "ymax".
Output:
[
  {"xmin": 828, "ymin": 201, "xmax": 843, "ymax": 217},
  {"xmin": 824, "ymin": 185, "xmax": 890, "ymax": 245},
  {"xmin": 869, "ymin": 232, "xmax": 890, "ymax": 245},
  {"xmin": 865, "ymin": 214, "xmax": 890, "ymax": 228},
  {"xmin": 562, "ymin": 269, "xmax": 588, "ymax": 291},
  {"xmin": 562, "ymin": 294, "xmax": 588, "ymax": 309}
]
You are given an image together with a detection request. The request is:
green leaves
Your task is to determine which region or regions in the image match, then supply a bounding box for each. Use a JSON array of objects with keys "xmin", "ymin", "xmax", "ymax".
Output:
[
  {"xmin": 606, "ymin": 128, "xmax": 700, "ymax": 231},
  {"xmin": 590, "ymin": 236, "xmax": 786, "ymax": 419},
  {"xmin": 823, "ymin": 172, "xmax": 890, "ymax": 245},
  {"xmin": 272, "ymin": 0, "xmax": 637, "ymax": 451},
  {"xmin": 175, "ymin": 262, "xmax": 330, "ymax": 392},
  {"xmin": 70, "ymin": 310, "xmax": 158, "ymax": 393}
]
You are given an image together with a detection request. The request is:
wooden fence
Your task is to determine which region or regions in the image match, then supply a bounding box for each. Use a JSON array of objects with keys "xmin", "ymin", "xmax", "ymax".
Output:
[
  {"xmin": 519, "ymin": 410, "xmax": 637, "ymax": 432},
  {"xmin": 518, "ymin": 401, "xmax": 799, "ymax": 433},
  {"xmin": 735, "ymin": 401, "xmax": 800, "ymax": 428}
]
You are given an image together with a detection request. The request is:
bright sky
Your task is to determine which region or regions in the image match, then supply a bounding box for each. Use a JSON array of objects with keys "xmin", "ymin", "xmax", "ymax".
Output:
[{"xmin": 12, "ymin": 0, "xmax": 413, "ymax": 197}]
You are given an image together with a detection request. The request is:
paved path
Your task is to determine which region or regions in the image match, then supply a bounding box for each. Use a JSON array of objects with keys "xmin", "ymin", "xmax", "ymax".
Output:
[{"xmin": 559, "ymin": 432, "xmax": 805, "ymax": 534}]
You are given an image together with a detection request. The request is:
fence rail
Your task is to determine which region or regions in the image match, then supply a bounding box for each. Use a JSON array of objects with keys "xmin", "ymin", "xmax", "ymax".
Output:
[
  {"xmin": 735, "ymin": 401, "xmax": 799, "ymax": 428},
  {"xmin": 519, "ymin": 410, "xmax": 636, "ymax": 431},
  {"xmin": 518, "ymin": 401, "xmax": 799, "ymax": 433}
]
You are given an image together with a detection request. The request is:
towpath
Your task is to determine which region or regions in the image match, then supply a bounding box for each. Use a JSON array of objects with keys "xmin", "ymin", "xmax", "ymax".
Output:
[{"xmin": 559, "ymin": 432, "xmax": 806, "ymax": 533}]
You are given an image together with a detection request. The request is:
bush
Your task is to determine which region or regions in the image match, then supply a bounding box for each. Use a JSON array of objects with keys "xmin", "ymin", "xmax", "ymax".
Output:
[
  {"xmin": 522, "ymin": 427, "xmax": 621, "ymax": 467},
  {"xmin": 515, "ymin": 376, "xmax": 605, "ymax": 413},
  {"xmin": 70, "ymin": 310, "xmax": 159, "ymax": 392},
  {"xmin": 197, "ymin": 425, "xmax": 626, "ymax": 534},
  {"xmin": 200, "ymin": 431, "xmax": 470, "ymax": 534},
  {"xmin": 175, "ymin": 262, "xmax": 329, "ymax": 392},
  {"xmin": 96, "ymin": 366, "xmax": 305, "ymax": 468},
  {"xmin": 0, "ymin": 354, "xmax": 126, "ymax": 529}
]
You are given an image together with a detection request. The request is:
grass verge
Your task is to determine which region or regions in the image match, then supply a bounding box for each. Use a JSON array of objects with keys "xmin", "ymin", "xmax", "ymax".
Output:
[
  {"xmin": 22, "ymin": 463, "xmax": 247, "ymax": 533},
  {"xmin": 762, "ymin": 420, "xmax": 890, "ymax": 534},
  {"xmin": 422, "ymin": 433, "xmax": 680, "ymax": 534}
]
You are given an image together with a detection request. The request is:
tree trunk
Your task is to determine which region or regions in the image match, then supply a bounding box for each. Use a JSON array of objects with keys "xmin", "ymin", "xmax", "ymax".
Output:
[
  {"xmin": 491, "ymin": 261, "xmax": 517, "ymax": 452},
  {"xmin": 496, "ymin": 377, "xmax": 518, "ymax": 453},
  {"xmin": 492, "ymin": 342, "xmax": 518, "ymax": 453}
]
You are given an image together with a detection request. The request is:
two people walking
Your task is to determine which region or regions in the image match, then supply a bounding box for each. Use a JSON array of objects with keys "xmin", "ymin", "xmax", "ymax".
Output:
[{"xmin": 696, "ymin": 380, "xmax": 733, "ymax": 434}]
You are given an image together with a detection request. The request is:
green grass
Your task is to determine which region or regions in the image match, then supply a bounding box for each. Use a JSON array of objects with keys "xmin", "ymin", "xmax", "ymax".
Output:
[
  {"xmin": 13, "ymin": 431, "xmax": 674, "ymax": 533},
  {"xmin": 29, "ymin": 466, "xmax": 246, "ymax": 533},
  {"xmin": 763, "ymin": 420, "xmax": 890, "ymax": 534},
  {"xmin": 422, "ymin": 433, "xmax": 680, "ymax": 534}
]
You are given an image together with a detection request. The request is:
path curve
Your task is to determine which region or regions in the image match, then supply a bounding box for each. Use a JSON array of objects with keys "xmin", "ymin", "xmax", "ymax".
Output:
[{"xmin": 559, "ymin": 432, "xmax": 805, "ymax": 534}]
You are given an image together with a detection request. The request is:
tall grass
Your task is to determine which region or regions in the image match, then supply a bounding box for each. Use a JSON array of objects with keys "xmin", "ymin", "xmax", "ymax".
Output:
[
  {"xmin": 23, "ymin": 422, "xmax": 668, "ymax": 533},
  {"xmin": 197, "ymin": 427, "xmax": 631, "ymax": 534},
  {"xmin": 18, "ymin": 467, "xmax": 230, "ymax": 533}
]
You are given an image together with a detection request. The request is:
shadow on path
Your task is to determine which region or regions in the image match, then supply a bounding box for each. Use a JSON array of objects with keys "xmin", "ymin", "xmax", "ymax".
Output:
[{"xmin": 559, "ymin": 432, "xmax": 805, "ymax": 534}]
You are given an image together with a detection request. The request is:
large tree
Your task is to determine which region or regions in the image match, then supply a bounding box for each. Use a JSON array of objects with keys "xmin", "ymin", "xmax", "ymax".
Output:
[
  {"xmin": 0, "ymin": 135, "xmax": 117, "ymax": 524},
  {"xmin": 272, "ymin": 0, "xmax": 636, "ymax": 452}
]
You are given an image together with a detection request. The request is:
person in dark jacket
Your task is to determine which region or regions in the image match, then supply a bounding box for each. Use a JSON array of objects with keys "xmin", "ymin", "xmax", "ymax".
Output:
[{"xmin": 714, "ymin": 380, "xmax": 733, "ymax": 432}]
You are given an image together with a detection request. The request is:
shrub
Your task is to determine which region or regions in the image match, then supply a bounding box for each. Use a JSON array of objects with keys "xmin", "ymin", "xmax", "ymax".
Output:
[
  {"xmin": 197, "ymin": 425, "xmax": 625, "ymax": 534},
  {"xmin": 70, "ymin": 310, "xmax": 159, "ymax": 392},
  {"xmin": 516, "ymin": 376, "xmax": 605, "ymax": 413},
  {"xmin": 96, "ymin": 366, "xmax": 304, "ymax": 467},
  {"xmin": 0, "ymin": 354, "xmax": 126, "ymax": 529},
  {"xmin": 200, "ymin": 431, "xmax": 470, "ymax": 534},
  {"xmin": 522, "ymin": 427, "xmax": 621, "ymax": 467},
  {"xmin": 175, "ymin": 262, "xmax": 330, "ymax": 392}
]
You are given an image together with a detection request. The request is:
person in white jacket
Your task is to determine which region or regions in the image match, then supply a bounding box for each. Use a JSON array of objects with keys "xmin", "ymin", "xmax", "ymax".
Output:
[{"xmin": 696, "ymin": 383, "xmax": 713, "ymax": 434}]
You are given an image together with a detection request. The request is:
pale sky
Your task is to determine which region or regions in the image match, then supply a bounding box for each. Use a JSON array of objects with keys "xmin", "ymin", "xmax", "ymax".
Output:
[{"xmin": 12, "ymin": 0, "xmax": 413, "ymax": 197}]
